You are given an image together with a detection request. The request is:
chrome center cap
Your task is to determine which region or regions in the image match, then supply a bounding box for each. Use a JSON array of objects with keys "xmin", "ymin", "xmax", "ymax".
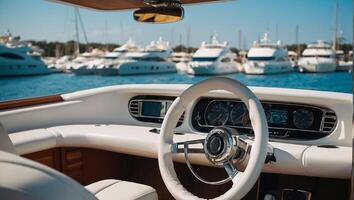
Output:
[
  {"xmin": 204, "ymin": 127, "xmax": 237, "ymax": 165},
  {"xmin": 207, "ymin": 135, "xmax": 224, "ymax": 156}
]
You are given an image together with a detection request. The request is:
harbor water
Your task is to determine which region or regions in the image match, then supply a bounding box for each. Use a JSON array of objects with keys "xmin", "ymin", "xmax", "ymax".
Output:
[{"xmin": 0, "ymin": 71, "xmax": 352, "ymax": 101}]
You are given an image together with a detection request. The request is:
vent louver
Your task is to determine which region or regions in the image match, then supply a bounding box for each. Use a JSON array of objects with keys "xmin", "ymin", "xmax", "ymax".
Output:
[
  {"xmin": 321, "ymin": 110, "xmax": 337, "ymax": 133},
  {"xmin": 128, "ymin": 97, "xmax": 184, "ymax": 126},
  {"xmin": 129, "ymin": 100, "xmax": 140, "ymax": 116}
]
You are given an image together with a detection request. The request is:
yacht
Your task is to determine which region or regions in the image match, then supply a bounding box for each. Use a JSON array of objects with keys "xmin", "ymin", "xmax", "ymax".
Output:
[
  {"xmin": 0, "ymin": 34, "xmax": 50, "ymax": 76},
  {"xmin": 50, "ymin": 55, "xmax": 73, "ymax": 73},
  {"xmin": 188, "ymin": 35, "xmax": 240, "ymax": 75},
  {"xmin": 287, "ymin": 51, "xmax": 298, "ymax": 68},
  {"xmin": 96, "ymin": 38, "xmax": 141, "ymax": 75},
  {"xmin": 70, "ymin": 49, "xmax": 105, "ymax": 75},
  {"xmin": 99, "ymin": 37, "xmax": 176, "ymax": 76},
  {"xmin": 171, "ymin": 52, "xmax": 192, "ymax": 63},
  {"xmin": 171, "ymin": 52, "xmax": 193, "ymax": 73},
  {"xmin": 0, "ymin": 1, "xmax": 352, "ymax": 200},
  {"xmin": 298, "ymin": 40, "xmax": 337, "ymax": 73},
  {"xmin": 243, "ymin": 33, "xmax": 293, "ymax": 74},
  {"xmin": 336, "ymin": 50, "xmax": 353, "ymax": 72}
]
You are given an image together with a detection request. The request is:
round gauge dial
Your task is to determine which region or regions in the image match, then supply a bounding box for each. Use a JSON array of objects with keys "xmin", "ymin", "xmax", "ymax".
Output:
[
  {"xmin": 206, "ymin": 102, "xmax": 229, "ymax": 126},
  {"xmin": 230, "ymin": 103, "xmax": 247, "ymax": 125},
  {"xmin": 293, "ymin": 109, "xmax": 314, "ymax": 129}
]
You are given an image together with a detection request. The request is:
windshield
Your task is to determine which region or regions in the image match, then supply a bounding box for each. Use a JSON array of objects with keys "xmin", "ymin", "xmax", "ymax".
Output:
[{"xmin": 0, "ymin": 0, "xmax": 352, "ymax": 101}]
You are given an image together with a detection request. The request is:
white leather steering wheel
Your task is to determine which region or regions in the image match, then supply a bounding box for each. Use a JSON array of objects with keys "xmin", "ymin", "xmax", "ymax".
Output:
[{"xmin": 158, "ymin": 77, "xmax": 269, "ymax": 200}]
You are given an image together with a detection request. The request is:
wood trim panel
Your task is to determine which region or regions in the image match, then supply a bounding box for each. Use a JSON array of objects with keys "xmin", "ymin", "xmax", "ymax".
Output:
[
  {"xmin": 62, "ymin": 148, "xmax": 84, "ymax": 184},
  {"xmin": 23, "ymin": 148, "xmax": 351, "ymax": 200},
  {"xmin": 0, "ymin": 95, "xmax": 63, "ymax": 111},
  {"xmin": 23, "ymin": 148, "xmax": 61, "ymax": 171}
]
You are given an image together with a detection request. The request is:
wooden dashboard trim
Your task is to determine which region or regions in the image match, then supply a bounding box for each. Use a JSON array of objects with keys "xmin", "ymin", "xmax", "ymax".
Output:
[{"xmin": 0, "ymin": 95, "xmax": 64, "ymax": 111}]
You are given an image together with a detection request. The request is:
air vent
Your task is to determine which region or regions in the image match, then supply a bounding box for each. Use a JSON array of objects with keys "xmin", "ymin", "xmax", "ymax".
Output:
[
  {"xmin": 128, "ymin": 96, "xmax": 184, "ymax": 127},
  {"xmin": 178, "ymin": 113, "xmax": 185, "ymax": 124},
  {"xmin": 321, "ymin": 110, "xmax": 337, "ymax": 133},
  {"xmin": 129, "ymin": 100, "xmax": 140, "ymax": 117}
]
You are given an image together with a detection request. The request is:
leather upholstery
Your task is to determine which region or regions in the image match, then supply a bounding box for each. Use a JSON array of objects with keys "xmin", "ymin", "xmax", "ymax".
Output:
[
  {"xmin": 0, "ymin": 150, "xmax": 97, "ymax": 200},
  {"xmin": 86, "ymin": 179, "xmax": 158, "ymax": 200},
  {"xmin": 0, "ymin": 123, "xmax": 16, "ymax": 154}
]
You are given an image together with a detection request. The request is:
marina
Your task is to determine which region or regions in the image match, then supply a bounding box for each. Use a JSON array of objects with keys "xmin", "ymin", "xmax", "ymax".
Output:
[{"xmin": 0, "ymin": 30, "xmax": 352, "ymax": 101}]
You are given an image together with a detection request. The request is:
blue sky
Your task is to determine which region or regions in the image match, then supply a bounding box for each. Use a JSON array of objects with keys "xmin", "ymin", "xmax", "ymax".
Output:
[{"xmin": 0, "ymin": 0, "xmax": 352, "ymax": 48}]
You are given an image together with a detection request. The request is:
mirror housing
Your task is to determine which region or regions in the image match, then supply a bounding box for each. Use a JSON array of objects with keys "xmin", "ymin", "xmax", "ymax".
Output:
[{"xmin": 134, "ymin": 6, "xmax": 184, "ymax": 24}]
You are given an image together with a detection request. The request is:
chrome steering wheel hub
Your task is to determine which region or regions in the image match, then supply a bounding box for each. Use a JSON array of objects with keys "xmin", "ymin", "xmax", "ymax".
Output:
[{"xmin": 204, "ymin": 127, "xmax": 237, "ymax": 165}]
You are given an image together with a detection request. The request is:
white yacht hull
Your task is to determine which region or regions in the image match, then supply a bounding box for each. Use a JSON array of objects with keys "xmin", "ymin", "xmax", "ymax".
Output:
[
  {"xmin": 176, "ymin": 62, "xmax": 193, "ymax": 74},
  {"xmin": 298, "ymin": 59, "xmax": 337, "ymax": 73},
  {"xmin": 336, "ymin": 61, "xmax": 353, "ymax": 72},
  {"xmin": 118, "ymin": 61, "xmax": 176, "ymax": 75},
  {"xmin": 243, "ymin": 61, "xmax": 293, "ymax": 75},
  {"xmin": 189, "ymin": 62, "xmax": 239, "ymax": 75}
]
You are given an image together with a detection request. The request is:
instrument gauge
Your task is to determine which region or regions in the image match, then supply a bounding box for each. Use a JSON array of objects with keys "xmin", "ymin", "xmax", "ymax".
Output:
[
  {"xmin": 230, "ymin": 103, "xmax": 247, "ymax": 125},
  {"xmin": 206, "ymin": 102, "xmax": 229, "ymax": 126},
  {"xmin": 293, "ymin": 109, "xmax": 314, "ymax": 129}
]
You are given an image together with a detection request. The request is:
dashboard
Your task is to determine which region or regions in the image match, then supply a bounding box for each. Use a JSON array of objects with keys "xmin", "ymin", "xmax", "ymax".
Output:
[{"xmin": 129, "ymin": 95, "xmax": 337, "ymax": 140}]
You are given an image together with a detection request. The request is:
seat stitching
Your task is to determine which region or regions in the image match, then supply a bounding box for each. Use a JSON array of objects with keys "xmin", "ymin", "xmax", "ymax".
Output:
[{"xmin": 94, "ymin": 180, "xmax": 121, "ymax": 195}]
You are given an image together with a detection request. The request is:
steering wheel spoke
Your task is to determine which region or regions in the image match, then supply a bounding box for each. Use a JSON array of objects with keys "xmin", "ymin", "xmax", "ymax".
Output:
[
  {"xmin": 224, "ymin": 161, "xmax": 238, "ymax": 178},
  {"xmin": 171, "ymin": 139, "xmax": 205, "ymax": 154}
]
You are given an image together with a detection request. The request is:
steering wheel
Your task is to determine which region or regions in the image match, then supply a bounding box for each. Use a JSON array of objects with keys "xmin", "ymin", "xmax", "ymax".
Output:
[{"xmin": 158, "ymin": 77, "xmax": 269, "ymax": 200}]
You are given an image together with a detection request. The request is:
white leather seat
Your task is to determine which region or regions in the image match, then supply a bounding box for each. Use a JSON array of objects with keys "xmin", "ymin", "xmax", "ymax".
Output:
[
  {"xmin": 86, "ymin": 179, "xmax": 157, "ymax": 200},
  {"xmin": 0, "ymin": 123, "xmax": 158, "ymax": 200}
]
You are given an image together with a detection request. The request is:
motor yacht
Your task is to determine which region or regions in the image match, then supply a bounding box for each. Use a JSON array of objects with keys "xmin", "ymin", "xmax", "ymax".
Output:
[
  {"xmin": 243, "ymin": 33, "xmax": 293, "ymax": 74},
  {"xmin": 70, "ymin": 49, "xmax": 106, "ymax": 75},
  {"xmin": 96, "ymin": 38, "xmax": 142, "ymax": 75},
  {"xmin": 188, "ymin": 35, "xmax": 240, "ymax": 75},
  {"xmin": 0, "ymin": 33, "xmax": 50, "ymax": 76},
  {"xmin": 288, "ymin": 50, "xmax": 298, "ymax": 68},
  {"xmin": 99, "ymin": 37, "xmax": 176, "ymax": 76},
  {"xmin": 171, "ymin": 52, "xmax": 193, "ymax": 73},
  {"xmin": 298, "ymin": 40, "xmax": 337, "ymax": 73},
  {"xmin": 171, "ymin": 52, "xmax": 192, "ymax": 63},
  {"xmin": 336, "ymin": 50, "xmax": 353, "ymax": 72},
  {"xmin": 0, "ymin": 1, "xmax": 352, "ymax": 200},
  {"xmin": 49, "ymin": 55, "xmax": 73, "ymax": 73}
]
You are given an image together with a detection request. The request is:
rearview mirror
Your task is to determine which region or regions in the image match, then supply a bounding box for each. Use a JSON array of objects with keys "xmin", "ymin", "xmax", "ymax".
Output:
[{"xmin": 133, "ymin": 7, "xmax": 184, "ymax": 24}]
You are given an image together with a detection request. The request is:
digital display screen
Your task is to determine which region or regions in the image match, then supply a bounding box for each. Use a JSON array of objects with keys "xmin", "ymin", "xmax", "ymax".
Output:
[
  {"xmin": 142, "ymin": 102, "xmax": 162, "ymax": 117},
  {"xmin": 268, "ymin": 109, "xmax": 288, "ymax": 125}
]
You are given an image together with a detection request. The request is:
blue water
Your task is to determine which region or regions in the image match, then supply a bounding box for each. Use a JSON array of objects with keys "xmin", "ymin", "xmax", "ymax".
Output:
[{"xmin": 0, "ymin": 72, "xmax": 352, "ymax": 101}]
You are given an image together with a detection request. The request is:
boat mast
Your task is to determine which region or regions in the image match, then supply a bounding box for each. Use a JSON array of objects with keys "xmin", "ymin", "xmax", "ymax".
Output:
[
  {"xmin": 186, "ymin": 25, "xmax": 191, "ymax": 53},
  {"xmin": 332, "ymin": 0, "xmax": 338, "ymax": 50},
  {"xmin": 296, "ymin": 24, "xmax": 300, "ymax": 59},
  {"xmin": 76, "ymin": 9, "xmax": 89, "ymax": 44},
  {"xmin": 74, "ymin": 8, "xmax": 80, "ymax": 57},
  {"xmin": 238, "ymin": 29, "xmax": 242, "ymax": 51},
  {"xmin": 179, "ymin": 33, "xmax": 183, "ymax": 52},
  {"xmin": 275, "ymin": 24, "xmax": 279, "ymax": 41}
]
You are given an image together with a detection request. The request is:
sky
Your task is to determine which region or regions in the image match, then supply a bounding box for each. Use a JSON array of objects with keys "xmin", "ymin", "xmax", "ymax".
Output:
[{"xmin": 0, "ymin": 0, "xmax": 352, "ymax": 48}]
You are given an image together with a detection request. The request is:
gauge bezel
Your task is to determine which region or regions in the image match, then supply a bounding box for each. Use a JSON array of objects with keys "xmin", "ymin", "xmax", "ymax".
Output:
[
  {"xmin": 204, "ymin": 100, "xmax": 230, "ymax": 126},
  {"xmin": 229, "ymin": 102, "xmax": 248, "ymax": 126},
  {"xmin": 292, "ymin": 108, "xmax": 315, "ymax": 129}
]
